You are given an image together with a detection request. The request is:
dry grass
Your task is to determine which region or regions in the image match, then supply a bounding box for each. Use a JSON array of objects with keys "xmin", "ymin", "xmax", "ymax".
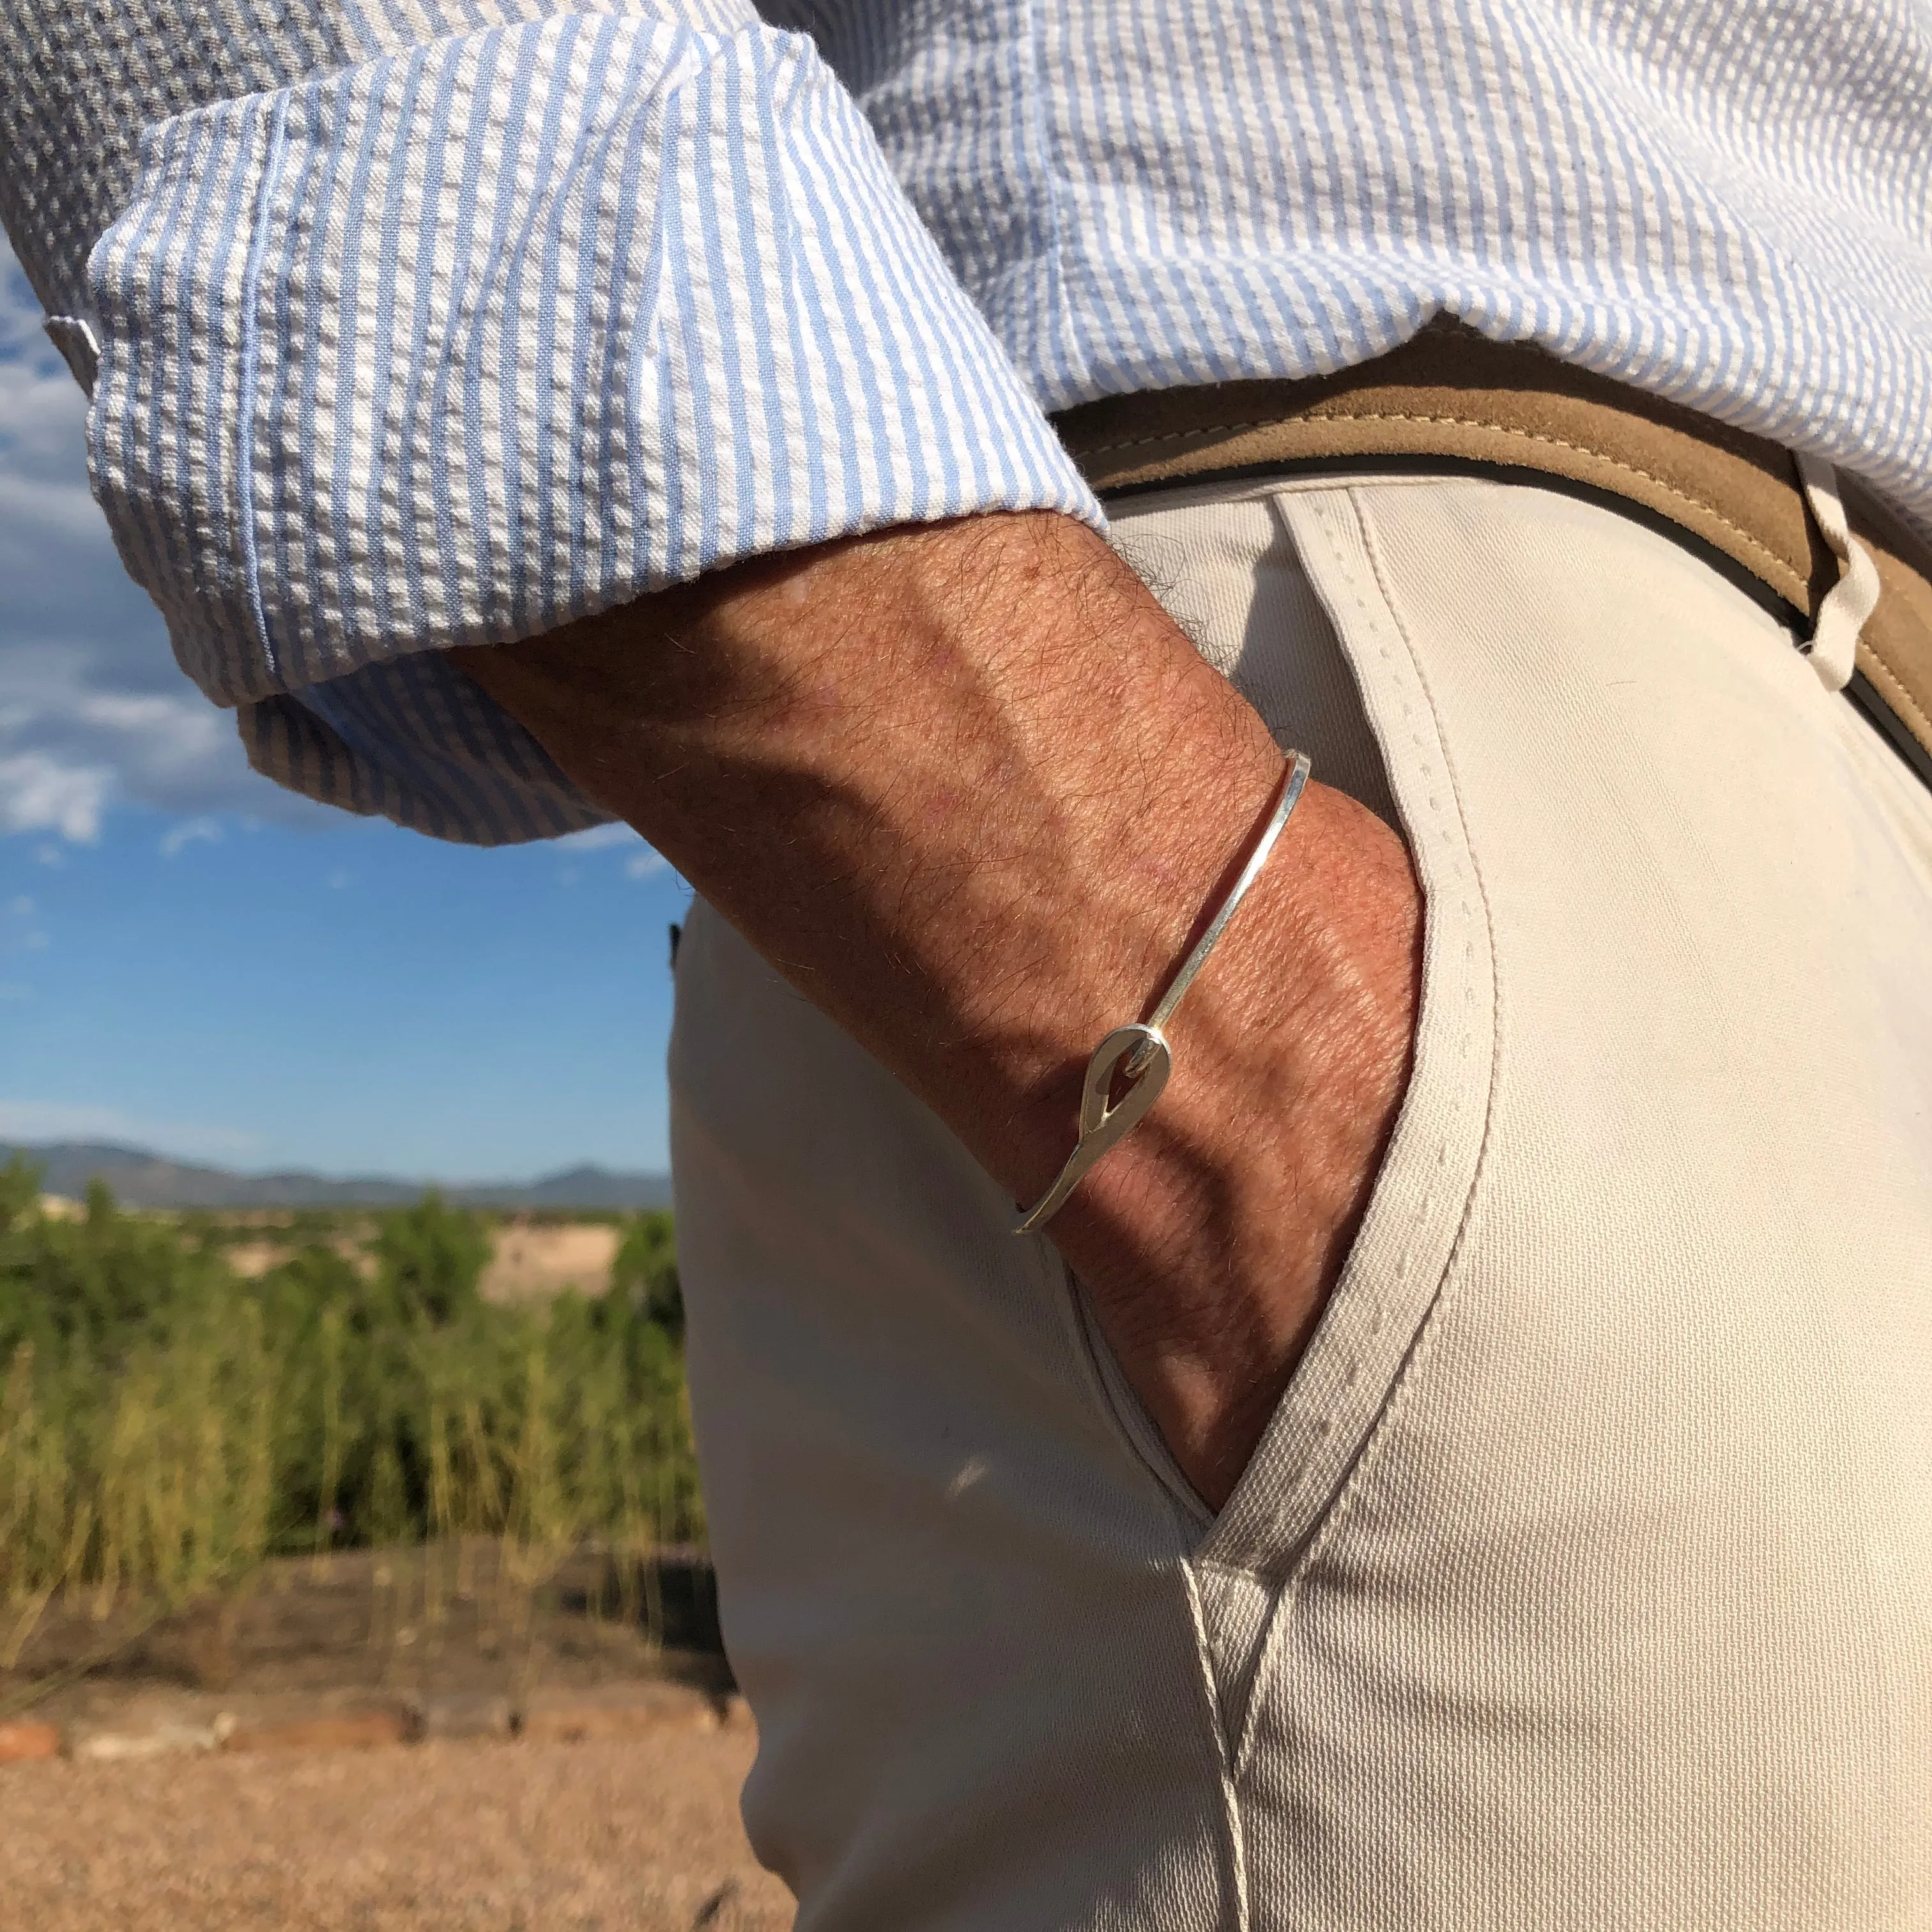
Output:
[{"xmin": 1, "ymin": 1177, "xmax": 699, "ymax": 1689}]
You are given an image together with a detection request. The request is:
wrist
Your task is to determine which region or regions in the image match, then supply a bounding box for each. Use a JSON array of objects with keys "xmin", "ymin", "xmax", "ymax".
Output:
[
  {"xmin": 1033, "ymin": 781, "xmax": 1421, "ymax": 1494},
  {"xmin": 1013, "ymin": 779, "xmax": 1417, "ymax": 1224}
]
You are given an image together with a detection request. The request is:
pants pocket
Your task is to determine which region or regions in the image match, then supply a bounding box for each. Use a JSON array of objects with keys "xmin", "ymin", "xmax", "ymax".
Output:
[{"xmin": 1094, "ymin": 480, "xmax": 1499, "ymax": 1579}]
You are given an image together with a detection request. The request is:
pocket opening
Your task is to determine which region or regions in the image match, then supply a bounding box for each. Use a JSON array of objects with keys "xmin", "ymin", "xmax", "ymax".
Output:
[{"xmin": 1056, "ymin": 1259, "xmax": 1216, "ymax": 1535}]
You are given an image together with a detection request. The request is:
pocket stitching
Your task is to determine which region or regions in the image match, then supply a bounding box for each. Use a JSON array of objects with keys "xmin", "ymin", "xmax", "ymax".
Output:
[
  {"xmin": 1197, "ymin": 487, "xmax": 1496, "ymax": 1577},
  {"xmin": 1222, "ymin": 484, "xmax": 1506, "ymax": 1781}
]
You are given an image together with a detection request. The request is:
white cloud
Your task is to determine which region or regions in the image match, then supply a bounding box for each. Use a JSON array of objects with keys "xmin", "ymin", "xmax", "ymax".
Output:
[
  {"xmin": 158, "ymin": 815, "xmax": 222, "ymax": 857},
  {"xmin": 0, "ymin": 323, "xmax": 94, "ymax": 489},
  {"xmin": 0, "ymin": 749, "xmax": 109, "ymax": 841},
  {"xmin": 325, "ymin": 867, "xmax": 353, "ymax": 891},
  {"xmin": 0, "ymin": 257, "xmax": 65, "ymax": 372},
  {"xmin": 0, "ymin": 1099, "xmax": 261, "ymax": 1162},
  {"xmin": 0, "ymin": 464, "xmax": 108, "ymax": 544},
  {"xmin": 555, "ymin": 822, "xmax": 643, "ymax": 852},
  {"xmin": 0, "ymin": 236, "xmax": 322, "ymax": 842},
  {"xmin": 554, "ymin": 820, "xmax": 671, "ymax": 883},
  {"xmin": 0, "ymin": 639, "xmax": 313, "ymax": 843}
]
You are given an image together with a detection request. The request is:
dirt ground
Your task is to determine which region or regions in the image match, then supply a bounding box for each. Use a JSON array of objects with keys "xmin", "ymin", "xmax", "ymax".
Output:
[
  {"xmin": 0, "ymin": 1726, "xmax": 794, "ymax": 1931},
  {"xmin": 5, "ymin": 1544, "xmax": 728, "ymax": 1731}
]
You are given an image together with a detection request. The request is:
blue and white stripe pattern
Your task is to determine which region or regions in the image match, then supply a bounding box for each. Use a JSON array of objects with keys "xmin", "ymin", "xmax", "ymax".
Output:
[
  {"xmin": 72, "ymin": 8, "xmax": 1092, "ymax": 838},
  {"xmin": 6, "ymin": 0, "xmax": 1932, "ymax": 841}
]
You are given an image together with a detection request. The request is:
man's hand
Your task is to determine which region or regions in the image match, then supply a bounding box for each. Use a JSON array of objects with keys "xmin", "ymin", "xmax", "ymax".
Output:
[{"xmin": 457, "ymin": 512, "xmax": 1421, "ymax": 1509}]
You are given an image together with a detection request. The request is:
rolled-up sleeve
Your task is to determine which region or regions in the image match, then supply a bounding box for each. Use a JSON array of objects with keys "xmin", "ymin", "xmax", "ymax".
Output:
[{"xmin": 3, "ymin": 4, "xmax": 1101, "ymax": 843}]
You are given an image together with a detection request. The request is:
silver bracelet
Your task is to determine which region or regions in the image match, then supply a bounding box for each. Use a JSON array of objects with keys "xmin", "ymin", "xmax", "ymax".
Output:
[{"xmin": 1014, "ymin": 749, "xmax": 1314, "ymax": 1235}]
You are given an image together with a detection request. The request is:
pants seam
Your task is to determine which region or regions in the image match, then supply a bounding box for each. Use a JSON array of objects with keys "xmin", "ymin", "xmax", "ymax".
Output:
[{"xmin": 1183, "ymin": 1559, "xmax": 1252, "ymax": 1932}]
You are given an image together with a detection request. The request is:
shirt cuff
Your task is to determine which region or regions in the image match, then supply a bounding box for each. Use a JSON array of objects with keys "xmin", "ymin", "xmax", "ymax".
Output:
[{"xmin": 86, "ymin": 14, "xmax": 1101, "ymax": 844}]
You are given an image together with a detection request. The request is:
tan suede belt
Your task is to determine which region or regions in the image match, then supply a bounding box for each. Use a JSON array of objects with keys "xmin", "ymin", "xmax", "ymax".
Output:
[{"xmin": 1052, "ymin": 325, "xmax": 1932, "ymax": 783}]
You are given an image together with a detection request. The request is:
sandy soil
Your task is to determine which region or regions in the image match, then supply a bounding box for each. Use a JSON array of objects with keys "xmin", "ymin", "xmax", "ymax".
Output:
[
  {"xmin": 480, "ymin": 1222, "xmax": 624, "ymax": 1303},
  {"xmin": 217, "ymin": 1220, "xmax": 622, "ymax": 1301},
  {"xmin": 1, "ymin": 1728, "xmax": 793, "ymax": 1931}
]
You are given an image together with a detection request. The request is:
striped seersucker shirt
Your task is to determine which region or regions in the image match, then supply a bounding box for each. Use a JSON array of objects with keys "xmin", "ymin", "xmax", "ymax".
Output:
[{"xmin": 4, "ymin": 0, "xmax": 1930, "ymax": 843}]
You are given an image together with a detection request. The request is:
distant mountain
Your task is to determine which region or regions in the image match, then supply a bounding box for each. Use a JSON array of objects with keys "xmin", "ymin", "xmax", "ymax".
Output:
[
  {"xmin": 496, "ymin": 1163, "xmax": 675, "ymax": 1211},
  {"xmin": 2, "ymin": 1142, "xmax": 672, "ymax": 1212}
]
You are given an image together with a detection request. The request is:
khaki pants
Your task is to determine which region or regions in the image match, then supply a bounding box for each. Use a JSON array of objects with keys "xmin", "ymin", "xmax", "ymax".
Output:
[{"xmin": 668, "ymin": 473, "xmax": 1932, "ymax": 1930}]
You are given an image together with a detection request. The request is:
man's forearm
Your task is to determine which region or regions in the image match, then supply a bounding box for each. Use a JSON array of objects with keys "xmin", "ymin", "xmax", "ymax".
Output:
[
  {"xmin": 457, "ymin": 512, "xmax": 1420, "ymax": 1504},
  {"xmin": 466, "ymin": 514, "xmax": 1294, "ymax": 1186}
]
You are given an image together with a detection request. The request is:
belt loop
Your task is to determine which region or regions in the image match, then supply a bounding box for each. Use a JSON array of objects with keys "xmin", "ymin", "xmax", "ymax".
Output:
[{"xmin": 1795, "ymin": 453, "xmax": 1882, "ymax": 694}]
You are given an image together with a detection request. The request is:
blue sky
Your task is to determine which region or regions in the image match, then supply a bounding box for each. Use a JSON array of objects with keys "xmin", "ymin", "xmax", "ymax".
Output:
[{"xmin": 0, "ymin": 237, "xmax": 690, "ymax": 1181}]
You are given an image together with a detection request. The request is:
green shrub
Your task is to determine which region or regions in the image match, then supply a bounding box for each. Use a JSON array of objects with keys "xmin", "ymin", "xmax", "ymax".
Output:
[
  {"xmin": 608, "ymin": 1209, "xmax": 684, "ymax": 1338},
  {"xmin": 0, "ymin": 1161, "xmax": 700, "ymax": 1653}
]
